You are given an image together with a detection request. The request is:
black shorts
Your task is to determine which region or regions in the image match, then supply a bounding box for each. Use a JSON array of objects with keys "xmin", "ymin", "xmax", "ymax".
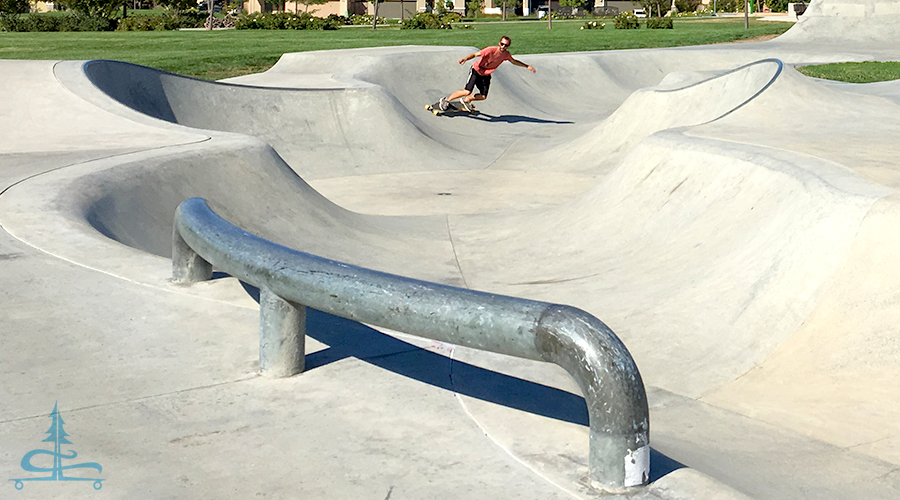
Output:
[{"xmin": 464, "ymin": 68, "xmax": 491, "ymax": 97}]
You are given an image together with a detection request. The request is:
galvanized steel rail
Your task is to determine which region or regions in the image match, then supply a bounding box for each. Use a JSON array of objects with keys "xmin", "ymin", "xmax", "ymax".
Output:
[{"xmin": 171, "ymin": 197, "xmax": 650, "ymax": 491}]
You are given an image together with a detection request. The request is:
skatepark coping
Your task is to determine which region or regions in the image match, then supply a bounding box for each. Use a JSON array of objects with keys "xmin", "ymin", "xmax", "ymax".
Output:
[{"xmin": 171, "ymin": 197, "xmax": 651, "ymax": 492}]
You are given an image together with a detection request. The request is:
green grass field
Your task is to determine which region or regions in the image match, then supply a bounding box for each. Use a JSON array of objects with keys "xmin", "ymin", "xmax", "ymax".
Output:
[
  {"xmin": 796, "ymin": 61, "xmax": 900, "ymax": 83},
  {"xmin": 0, "ymin": 18, "xmax": 791, "ymax": 80}
]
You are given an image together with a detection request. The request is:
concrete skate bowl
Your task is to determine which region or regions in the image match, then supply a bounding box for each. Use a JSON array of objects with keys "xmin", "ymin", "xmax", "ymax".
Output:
[{"xmin": 5, "ymin": 44, "xmax": 900, "ymax": 498}]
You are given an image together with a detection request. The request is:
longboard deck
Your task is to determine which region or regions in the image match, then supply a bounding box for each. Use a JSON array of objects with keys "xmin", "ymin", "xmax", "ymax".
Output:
[{"xmin": 425, "ymin": 101, "xmax": 476, "ymax": 116}]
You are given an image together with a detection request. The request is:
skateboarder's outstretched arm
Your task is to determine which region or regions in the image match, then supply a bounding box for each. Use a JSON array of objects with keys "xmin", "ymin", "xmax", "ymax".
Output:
[
  {"xmin": 459, "ymin": 52, "xmax": 480, "ymax": 65},
  {"xmin": 509, "ymin": 58, "xmax": 536, "ymax": 73}
]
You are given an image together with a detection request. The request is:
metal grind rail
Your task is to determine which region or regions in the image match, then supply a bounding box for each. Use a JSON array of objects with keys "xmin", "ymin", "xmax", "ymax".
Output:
[{"xmin": 171, "ymin": 197, "xmax": 649, "ymax": 491}]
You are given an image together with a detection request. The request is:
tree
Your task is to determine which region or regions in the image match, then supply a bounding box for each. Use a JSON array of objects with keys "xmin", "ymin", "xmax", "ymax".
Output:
[
  {"xmin": 0, "ymin": 0, "xmax": 29, "ymax": 14},
  {"xmin": 434, "ymin": 0, "xmax": 455, "ymax": 15},
  {"xmin": 673, "ymin": 0, "xmax": 699, "ymax": 12},
  {"xmin": 765, "ymin": 0, "xmax": 788, "ymax": 12},
  {"xmin": 0, "ymin": 0, "xmax": 29, "ymax": 29},
  {"xmin": 639, "ymin": 0, "xmax": 668, "ymax": 16},
  {"xmin": 499, "ymin": 0, "xmax": 521, "ymax": 20},
  {"xmin": 57, "ymin": 0, "xmax": 127, "ymax": 18},
  {"xmin": 297, "ymin": 0, "xmax": 327, "ymax": 12},
  {"xmin": 466, "ymin": 0, "xmax": 482, "ymax": 18},
  {"xmin": 156, "ymin": 0, "xmax": 197, "ymax": 10},
  {"xmin": 368, "ymin": 0, "xmax": 383, "ymax": 29},
  {"xmin": 559, "ymin": 0, "xmax": 585, "ymax": 11}
]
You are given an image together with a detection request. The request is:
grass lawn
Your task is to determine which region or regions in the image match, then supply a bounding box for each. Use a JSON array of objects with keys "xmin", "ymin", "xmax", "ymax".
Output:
[
  {"xmin": 0, "ymin": 18, "xmax": 791, "ymax": 80},
  {"xmin": 796, "ymin": 61, "xmax": 900, "ymax": 83}
]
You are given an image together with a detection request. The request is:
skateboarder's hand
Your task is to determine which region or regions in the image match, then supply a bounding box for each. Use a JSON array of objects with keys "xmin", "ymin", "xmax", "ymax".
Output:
[
  {"xmin": 527, "ymin": 65, "xmax": 536, "ymax": 73},
  {"xmin": 459, "ymin": 53, "xmax": 477, "ymax": 65}
]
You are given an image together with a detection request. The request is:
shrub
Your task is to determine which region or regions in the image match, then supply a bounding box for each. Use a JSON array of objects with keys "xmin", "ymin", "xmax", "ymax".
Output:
[
  {"xmin": 592, "ymin": 5, "xmax": 618, "ymax": 15},
  {"xmin": 645, "ymin": 16, "xmax": 672, "ymax": 28},
  {"xmin": 580, "ymin": 20, "xmax": 604, "ymax": 29},
  {"xmin": 613, "ymin": 11, "xmax": 640, "ymax": 28},
  {"xmin": 639, "ymin": 0, "xmax": 667, "ymax": 16},
  {"xmin": 766, "ymin": 0, "xmax": 789, "ymax": 12},
  {"xmin": 59, "ymin": 13, "xmax": 116, "ymax": 30},
  {"xmin": 4, "ymin": 12, "xmax": 116, "ymax": 31},
  {"xmin": 674, "ymin": 0, "xmax": 700, "ymax": 13},
  {"xmin": 0, "ymin": 0, "xmax": 28, "ymax": 15},
  {"xmin": 673, "ymin": 7, "xmax": 711, "ymax": 16},
  {"xmin": 0, "ymin": 0, "xmax": 28, "ymax": 31},
  {"xmin": 348, "ymin": 13, "xmax": 385, "ymax": 25},
  {"xmin": 551, "ymin": 11, "xmax": 580, "ymax": 19},
  {"xmin": 116, "ymin": 11, "xmax": 205, "ymax": 30},
  {"xmin": 400, "ymin": 11, "xmax": 457, "ymax": 29},
  {"xmin": 713, "ymin": 0, "xmax": 740, "ymax": 12},
  {"xmin": 19, "ymin": 13, "xmax": 63, "ymax": 30},
  {"xmin": 234, "ymin": 11, "xmax": 340, "ymax": 30},
  {"xmin": 326, "ymin": 13, "xmax": 349, "ymax": 24},
  {"xmin": 116, "ymin": 15, "xmax": 155, "ymax": 30},
  {"xmin": 0, "ymin": 14, "xmax": 17, "ymax": 31}
]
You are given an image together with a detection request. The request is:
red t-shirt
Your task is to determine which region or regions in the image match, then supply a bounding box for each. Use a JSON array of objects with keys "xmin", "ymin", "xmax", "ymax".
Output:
[{"xmin": 472, "ymin": 46, "xmax": 514, "ymax": 76}]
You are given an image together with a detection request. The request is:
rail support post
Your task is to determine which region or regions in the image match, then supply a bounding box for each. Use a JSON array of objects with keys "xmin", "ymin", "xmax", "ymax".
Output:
[
  {"xmin": 535, "ymin": 305, "xmax": 650, "ymax": 491},
  {"xmin": 259, "ymin": 286, "xmax": 306, "ymax": 378},
  {"xmin": 172, "ymin": 226, "xmax": 212, "ymax": 283}
]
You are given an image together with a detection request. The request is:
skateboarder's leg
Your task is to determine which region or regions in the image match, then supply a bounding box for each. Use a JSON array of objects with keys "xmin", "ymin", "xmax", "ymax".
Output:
[
  {"xmin": 449, "ymin": 68, "xmax": 479, "ymax": 103},
  {"xmin": 447, "ymin": 89, "xmax": 471, "ymax": 102},
  {"xmin": 461, "ymin": 74, "xmax": 490, "ymax": 105}
]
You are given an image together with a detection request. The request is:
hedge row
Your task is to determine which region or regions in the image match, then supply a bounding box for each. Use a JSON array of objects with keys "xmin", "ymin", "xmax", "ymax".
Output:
[
  {"xmin": 613, "ymin": 11, "xmax": 674, "ymax": 29},
  {"xmin": 1, "ymin": 13, "xmax": 117, "ymax": 31},
  {"xmin": 0, "ymin": 11, "xmax": 351, "ymax": 32},
  {"xmin": 400, "ymin": 12, "xmax": 460, "ymax": 29},
  {"xmin": 116, "ymin": 12, "xmax": 207, "ymax": 31},
  {"xmin": 234, "ymin": 12, "xmax": 343, "ymax": 29}
]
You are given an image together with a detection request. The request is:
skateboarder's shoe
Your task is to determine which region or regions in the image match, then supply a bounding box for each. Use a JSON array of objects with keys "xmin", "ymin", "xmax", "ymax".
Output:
[
  {"xmin": 459, "ymin": 99, "xmax": 473, "ymax": 112},
  {"xmin": 439, "ymin": 97, "xmax": 450, "ymax": 111}
]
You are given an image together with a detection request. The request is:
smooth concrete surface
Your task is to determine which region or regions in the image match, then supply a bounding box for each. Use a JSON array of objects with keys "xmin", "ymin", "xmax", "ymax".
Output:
[{"xmin": 2, "ymin": 0, "xmax": 900, "ymax": 497}]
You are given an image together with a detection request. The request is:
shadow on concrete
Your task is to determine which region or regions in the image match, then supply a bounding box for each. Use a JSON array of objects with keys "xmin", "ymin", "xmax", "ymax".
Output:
[
  {"xmin": 434, "ymin": 110, "xmax": 573, "ymax": 124},
  {"xmin": 469, "ymin": 113, "xmax": 575, "ymax": 125},
  {"xmin": 239, "ymin": 281, "xmax": 684, "ymax": 480}
]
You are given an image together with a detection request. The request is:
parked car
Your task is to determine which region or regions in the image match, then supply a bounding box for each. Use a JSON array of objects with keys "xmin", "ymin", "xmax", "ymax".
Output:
[{"xmin": 633, "ymin": 8, "xmax": 647, "ymax": 17}]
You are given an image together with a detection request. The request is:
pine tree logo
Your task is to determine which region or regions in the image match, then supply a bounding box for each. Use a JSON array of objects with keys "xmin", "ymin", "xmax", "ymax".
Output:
[{"xmin": 9, "ymin": 402, "xmax": 105, "ymax": 490}]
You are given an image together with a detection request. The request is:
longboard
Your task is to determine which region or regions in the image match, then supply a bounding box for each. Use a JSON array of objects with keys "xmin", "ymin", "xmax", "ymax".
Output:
[{"xmin": 425, "ymin": 100, "xmax": 476, "ymax": 116}]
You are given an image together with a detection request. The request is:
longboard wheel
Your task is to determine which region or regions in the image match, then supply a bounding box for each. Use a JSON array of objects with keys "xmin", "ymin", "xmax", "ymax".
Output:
[
  {"xmin": 425, "ymin": 104, "xmax": 431, "ymax": 110},
  {"xmin": 432, "ymin": 110, "xmax": 439, "ymax": 115}
]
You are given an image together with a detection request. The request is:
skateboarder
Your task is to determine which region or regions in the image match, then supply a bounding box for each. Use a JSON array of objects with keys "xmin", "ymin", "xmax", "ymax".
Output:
[{"xmin": 439, "ymin": 36, "xmax": 536, "ymax": 112}]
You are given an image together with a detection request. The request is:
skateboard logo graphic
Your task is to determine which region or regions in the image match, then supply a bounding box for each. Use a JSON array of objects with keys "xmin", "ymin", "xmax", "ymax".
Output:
[{"xmin": 9, "ymin": 402, "xmax": 105, "ymax": 490}]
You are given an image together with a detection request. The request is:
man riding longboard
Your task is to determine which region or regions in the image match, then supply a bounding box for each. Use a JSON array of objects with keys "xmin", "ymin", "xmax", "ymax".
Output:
[{"xmin": 427, "ymin": 36, "xmax": 536, "ymax": 114}]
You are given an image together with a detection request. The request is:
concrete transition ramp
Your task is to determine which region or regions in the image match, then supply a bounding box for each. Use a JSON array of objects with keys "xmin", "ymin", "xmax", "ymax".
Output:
[
  {"xmin": 2, "ymin": 1, "xmax": 900, "ymax": 498},
  {"xmin": 777, "ymin": 0, "xmax": 900, "ymax": 42}
]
